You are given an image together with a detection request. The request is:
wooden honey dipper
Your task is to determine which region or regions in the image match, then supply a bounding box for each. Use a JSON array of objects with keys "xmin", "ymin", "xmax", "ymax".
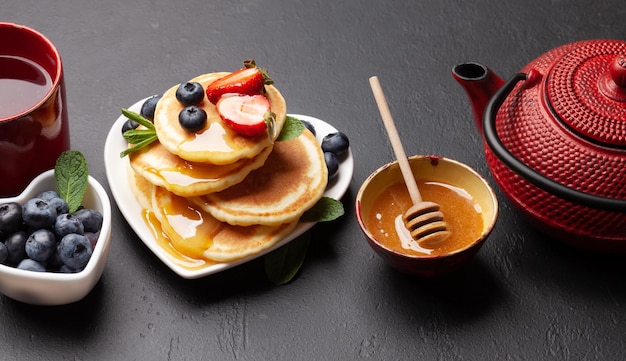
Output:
[{"xmin": 369, "ymin": 76, "xmax": 451, "ymax": 248}]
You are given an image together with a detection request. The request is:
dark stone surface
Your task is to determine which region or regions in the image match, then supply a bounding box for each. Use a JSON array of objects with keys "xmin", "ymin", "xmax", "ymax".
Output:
[{"xmin": 2, "ymin": 1, "xmax": 625, "ymax": 360}]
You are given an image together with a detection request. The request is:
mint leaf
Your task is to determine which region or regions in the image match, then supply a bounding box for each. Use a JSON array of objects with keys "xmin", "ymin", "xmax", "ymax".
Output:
[
  {"xmin": 54, "ymin": 150, "xmax": 89, "ymax": 213},
  {"xmin": 265, "ymin": 232, "xmax": 310, "ymax": 285},
  {"xmin": 300, "ymin": 197, "xmax": 344, "ymax": 223},
  {"xmin": 276, "ymin": 116, "xmax": 305, "ymax": 142},
  {"xmin": 265, "ymin": 198, "xmax": 344, "ymax": 284}
]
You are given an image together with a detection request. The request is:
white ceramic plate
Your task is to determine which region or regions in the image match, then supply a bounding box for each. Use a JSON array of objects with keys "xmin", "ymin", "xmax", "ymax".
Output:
[{"xmin": 103, "ymin": 98, "xmax": 353, "ymax": 279}]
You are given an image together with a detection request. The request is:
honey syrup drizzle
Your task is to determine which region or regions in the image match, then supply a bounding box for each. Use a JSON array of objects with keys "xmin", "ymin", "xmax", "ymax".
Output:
[
  {"xmin": 142, "ymin": 210, "xmax": 214, "ymax": 270},
  {"xmin": 179, "ymin": 121, "xmax": 233, "ymax": 153},
  {"xmin": 367, "ymin": 179, "xmax": 484, "ymax": 256}
]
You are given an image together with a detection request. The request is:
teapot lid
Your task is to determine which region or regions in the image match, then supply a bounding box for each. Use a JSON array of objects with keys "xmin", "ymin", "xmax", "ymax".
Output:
[{"xmin": 547, "ymin": 40, "xmax": 626, "ymax": 147}]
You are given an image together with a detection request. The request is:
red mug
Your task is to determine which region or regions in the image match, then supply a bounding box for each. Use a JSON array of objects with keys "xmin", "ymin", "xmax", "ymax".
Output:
[{"xmin": 0, "ymin": 22, "xmax": 70, "ymax": 197}]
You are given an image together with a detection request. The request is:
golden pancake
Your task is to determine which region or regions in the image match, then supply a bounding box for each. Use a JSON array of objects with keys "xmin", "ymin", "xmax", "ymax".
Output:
[
  {"xmin": 154, "ymin": 72, "xmax": 287, "ymax": 165},
  {"xmin": 128, "ymin": 139, "xmax": 272, "ymax": 197},
  {"xmin": 192, "ymin": 129, "xmax": 328, "ymax": 226},
  {"xmin": 151, "ymin": 185, "xmax": 298, "ymax": 263},
  {"xmin": 127, "ymin": 161, "xmax": 153, "ymax": 210}
]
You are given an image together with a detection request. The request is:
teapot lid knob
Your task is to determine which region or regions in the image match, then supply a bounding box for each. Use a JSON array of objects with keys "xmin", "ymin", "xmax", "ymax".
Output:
[
  {"xmin": 599, "ymin": 55, "xmax": 626, "ymax": 102},
  {"xmin": 609, "ymin": 56, "xmax": 626, "ymax": 88}
]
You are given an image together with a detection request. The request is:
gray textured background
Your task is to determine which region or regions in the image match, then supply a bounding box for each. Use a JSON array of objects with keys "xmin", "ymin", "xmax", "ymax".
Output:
[{"xmin": 2, "ymin": 0, "xmax": 625, "ymax": 360}]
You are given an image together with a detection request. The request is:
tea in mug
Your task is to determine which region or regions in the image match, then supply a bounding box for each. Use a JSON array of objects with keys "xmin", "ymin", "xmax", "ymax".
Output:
[
  {"xmin": 0, "ymin": 22, "xmax": 70, "ymax": 197},
  {"xmin": 0, "ymin": 55, "xmax": 53, "ymax": 118}
]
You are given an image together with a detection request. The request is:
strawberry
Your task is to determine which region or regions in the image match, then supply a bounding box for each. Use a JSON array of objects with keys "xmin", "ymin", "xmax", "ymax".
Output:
[
  {"xmin": 205, "ymin": 59, "xmax": 273, "ymax": 104},
  {"xmin": 216, "ymin": 94, "xmax": 275, "ymax": 138}
]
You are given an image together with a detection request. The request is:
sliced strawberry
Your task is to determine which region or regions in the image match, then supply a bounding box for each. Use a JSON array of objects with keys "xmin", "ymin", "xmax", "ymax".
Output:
[
  {"xmin": 205, "ymin": 59, "xmax": 274, "ymax": 104},
  {"xmin": 206, "ymin": 68, "xmax": 264, "ymax": 104},
  {"xmin": 217, "ymin": 94, "xmax": 274, "ymax": 137}
]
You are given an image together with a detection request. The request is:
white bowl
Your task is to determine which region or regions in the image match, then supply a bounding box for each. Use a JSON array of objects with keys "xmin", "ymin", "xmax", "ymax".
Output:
[{"xmin": 0, "ymin": 170, "xmax": 112, "ymax": 305}]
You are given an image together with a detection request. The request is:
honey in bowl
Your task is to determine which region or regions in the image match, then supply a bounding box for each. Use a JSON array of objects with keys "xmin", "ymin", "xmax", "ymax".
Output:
[
  {"xmin": 356, "ymin": 155, "xmax": 498, "ymax": 277},
  {"xmin": 364, "ymin": 178, "xmax": 484, "ymax": 256}
]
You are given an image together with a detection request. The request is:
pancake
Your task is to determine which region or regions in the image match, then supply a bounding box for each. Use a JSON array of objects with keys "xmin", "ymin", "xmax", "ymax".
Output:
[
  {"xmin": 128, "ymin": 139, "xmax": 273, "ymax": 197},
  {"xmin": 151, "ymin": 185, "xmax": 298, "ymax": 263},
  {"xmin": 192, "ymin": 128, "xmax": 328, "ymax": 226},
  {"xmin": 127, "ymin": 161, "xmax": 153, "ymax": 210},
  {"xmin": 154, "ymin": 72, "xmax": 287, "ymax": 165}
]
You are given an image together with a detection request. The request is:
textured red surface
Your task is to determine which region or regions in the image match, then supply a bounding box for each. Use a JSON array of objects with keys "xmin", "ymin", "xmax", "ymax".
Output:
[{"xmin": 490, "ymin": 40, "xmax": 626, "ymax": 249}]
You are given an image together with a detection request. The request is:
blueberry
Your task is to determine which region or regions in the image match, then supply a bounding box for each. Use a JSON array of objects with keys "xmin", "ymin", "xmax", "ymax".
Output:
[
  {"xmin": 58, "ymin": 234, "xmax": 93, "ymax": 270},
  {"xmin": 59, "ymin": 264, "xmax": 78, "ymax": 273},
  {"xmin": 321, "ymin": 132, "xmax": 349, "ymax": 156},
  {"xmin": 73, "ymin": 208, "xmax": 103, "ymax": 233},
  {"xmin": 0, "ymin": 242, "xmax": 7, "ymax": 264},
  {"xmin": 301, "ymin": 120, "xmax": 316, "ymax": 136},
  {"xmin": 48, "ymin": 197, "xmax": 69, "ymax": 216},
  {"xmin": 25, "ymin": 229, "xmax": 57, "ymax": 262},
  {"xmin": 121, "ymin": 118, "xmax": 139, "ymax": 135},
  {"xmin": 0, "ymin": 202, "xmax": 23, "ymax": 234},
  {"xmin": 140, "ymin": 94, "xmax": 162, "ymax": 120},
  {"xmin": 84, "ymin": 231, "xmax": 99, "ymax": 249},
  {"xmin": 36, "ymin": 190, "xmax": 60, "ymax": 201},
  {"xmin": 175, "ymin": 82, "xmax": 204, "ymax": 106},
  {"xmin": 22, "ymin": 198, "xmax": 57, "ymax": 229},
  {"xmin": 4, "ymin": 231, "xmax": 28, "ymax": 265},
  {"xmin": 17, "ymin": 259, "xmax": 46, "ymax": 272},
  {"xmin": 54, "ymin": 213, "xmax": 85, "ymax": 240},
  {"xmin": 179, "ymin": 105, "xmax": 207, "ymax": 132},
  {"xmin": 324, "ymin": 152, "xmax": 339, "ymax": 180},
  {"xmin": 47, "ymin": 248, "xmax": 64, "ymax": 270}
]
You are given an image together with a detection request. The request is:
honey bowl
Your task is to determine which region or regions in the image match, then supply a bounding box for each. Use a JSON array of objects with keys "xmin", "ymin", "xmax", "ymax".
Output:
[{"xmin": 355, "ymin": 155, "xmax": 498, "ymax": 277}]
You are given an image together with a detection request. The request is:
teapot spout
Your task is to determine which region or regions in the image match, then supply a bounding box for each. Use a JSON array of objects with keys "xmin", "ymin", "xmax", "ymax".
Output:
[{"xmin": 452, "ymin": 63, "xmax": 505, "ymax": 133}]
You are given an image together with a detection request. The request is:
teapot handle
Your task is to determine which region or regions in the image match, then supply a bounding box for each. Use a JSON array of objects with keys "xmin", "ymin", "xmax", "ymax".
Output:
[{"xmin": 483, "ymin": 72, "xmax": 626, "ymax": 212}]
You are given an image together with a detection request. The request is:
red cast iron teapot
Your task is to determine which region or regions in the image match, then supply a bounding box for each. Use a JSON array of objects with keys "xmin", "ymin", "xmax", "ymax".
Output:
[{"xmin": 452, "ymin": 39, "xmax": 626, "ymax": 252}]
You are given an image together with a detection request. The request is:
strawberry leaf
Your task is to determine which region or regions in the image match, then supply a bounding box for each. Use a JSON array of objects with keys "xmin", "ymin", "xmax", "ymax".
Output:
[
  {"xmin": 243, "ymin": 58, "xmax": 273, "ymax": 85},
  {"xmin": 264, "ymin": 111, "xmax": 277, "ymax": 141}
]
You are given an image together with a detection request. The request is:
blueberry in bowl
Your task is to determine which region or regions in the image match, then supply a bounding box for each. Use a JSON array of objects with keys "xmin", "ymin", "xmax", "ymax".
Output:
[{"xmin": 0, "ymin": 161, "xmax": 112, "ymax": 305}]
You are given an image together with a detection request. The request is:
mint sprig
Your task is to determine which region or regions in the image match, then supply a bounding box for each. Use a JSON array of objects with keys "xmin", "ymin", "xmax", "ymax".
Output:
[
  {"xmin": 276, "ymin": 116, "xmax": 305, "ymax": 142},
  {"xmin": 54, "ymin": 150, "xmax": 89, "ymax": 213},
  {"xmin": 264, "ymin": 197, "xmax": 344, "ymax": 284},
  {"xmin": 301, "ymin": 197, "xmax": 344, "ymax": 222},
  {"xmin": 265, "ymin": 232, "xmax": 310, "ymax": 285},
  {"xmin": 265, "ymin": 117, "xmax": 347, "ymax": 284},
  {"xmin": 119, "ymin": 108, "xmax": 158, "ymax": 158}
]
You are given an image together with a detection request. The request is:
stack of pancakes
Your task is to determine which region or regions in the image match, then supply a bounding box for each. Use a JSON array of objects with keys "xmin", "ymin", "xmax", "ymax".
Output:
[{"xmin": 126, "ymin": 72, "xmax": 328, "ymax": 263}]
